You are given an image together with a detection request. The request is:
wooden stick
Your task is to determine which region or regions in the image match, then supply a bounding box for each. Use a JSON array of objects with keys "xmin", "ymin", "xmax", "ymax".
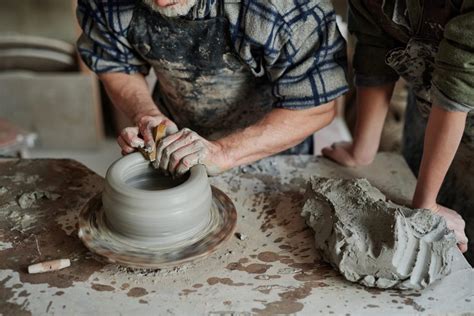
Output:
[
  {"xmin": 149, "ymin": 123, "xmax": 168, "ymax": 162},
  {"xmin": 28, "ymin": 259, "xmax": 71, "ymax": 274},
  {"xmin": 138, "ymin": 123, "xmax": 168, "ymax": 162}
]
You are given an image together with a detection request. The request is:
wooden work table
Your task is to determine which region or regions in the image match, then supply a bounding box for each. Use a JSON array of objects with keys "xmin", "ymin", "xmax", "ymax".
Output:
[{"xmin": 0, "ymin": 154, "xmax": 472, "ymax": 315}]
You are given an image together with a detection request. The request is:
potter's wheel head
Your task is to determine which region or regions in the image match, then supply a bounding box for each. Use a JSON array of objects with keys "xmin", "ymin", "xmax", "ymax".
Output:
[{"xmin": 78, "ymin": 187, "xmax": 237, "ymax": 268}]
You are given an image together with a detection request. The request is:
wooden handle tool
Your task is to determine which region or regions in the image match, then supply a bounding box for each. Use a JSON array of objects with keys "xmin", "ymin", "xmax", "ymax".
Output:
[
  {"xmin": 138, "ymin": 123, "xmax": 168, "ymax": 162},
  {"xmin": 28, "ymin": 259, "xmax": 71, "ymax": 274}
]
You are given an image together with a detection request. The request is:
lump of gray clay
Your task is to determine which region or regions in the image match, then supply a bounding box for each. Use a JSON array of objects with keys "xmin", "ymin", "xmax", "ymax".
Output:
[{"xmin": 301, "ymin": 177, "xmax": 457, "ymax": 290}]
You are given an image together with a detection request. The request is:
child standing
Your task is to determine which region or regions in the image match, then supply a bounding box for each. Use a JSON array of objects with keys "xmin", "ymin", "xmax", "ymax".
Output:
[{"xmin": 324, "ymin": 0, "xmax": 473, "ymax": 261}]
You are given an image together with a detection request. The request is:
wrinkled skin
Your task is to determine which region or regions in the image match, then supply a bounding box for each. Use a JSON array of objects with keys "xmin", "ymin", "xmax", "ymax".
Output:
[
  {"xmin": 117, "ymin": 115, "xmax": 178, "ymax": 156},
  {"xmin": 153, "ymin": 128, "xmax": 227, "ymax": 176}
]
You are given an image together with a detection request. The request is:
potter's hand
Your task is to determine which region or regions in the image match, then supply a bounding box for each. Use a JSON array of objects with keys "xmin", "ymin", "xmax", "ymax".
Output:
[
  {"xmin": 154, "ymin": 128, "xmax": 228, "ymax": 176},
  {"xmin": 322, "ymin": 142, "xmax": 373, "ymax": 167},
  {"xmin": 117, "ymin": 115, "xmax": 178, "ymax": 155},
  {"xmin": 430, "ymin": 204, "xmax": 468, "ymax": 253}
]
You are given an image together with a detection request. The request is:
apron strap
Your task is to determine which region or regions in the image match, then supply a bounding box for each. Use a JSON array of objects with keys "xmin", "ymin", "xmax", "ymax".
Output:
[{"xmin": 218, "ymin": 0, "xmax": 225, "ymax": 17}]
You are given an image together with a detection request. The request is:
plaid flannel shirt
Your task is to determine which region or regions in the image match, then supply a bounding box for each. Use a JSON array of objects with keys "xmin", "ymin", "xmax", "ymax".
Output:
[{"xmin": 77, "ymin": 0, "xmax": 348, "ymax": 109}]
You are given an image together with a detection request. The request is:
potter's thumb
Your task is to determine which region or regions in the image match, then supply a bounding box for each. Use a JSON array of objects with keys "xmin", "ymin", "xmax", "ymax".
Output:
[{"xmin": 164, "ymin": 122, "xmax": 179, "ymax": 135}]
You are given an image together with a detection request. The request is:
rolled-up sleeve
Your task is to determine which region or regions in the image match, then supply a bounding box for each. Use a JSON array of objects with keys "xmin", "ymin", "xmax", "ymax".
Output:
[
  {"xmin": 432, "ymin": 1, "xmax": 474, "ymax": 113},
  {"xmin": 348, "ymin": 0, "xmax": 400, "ymax": 87},
  {"xmin": 267, "ymin": 1, "xmax": 349, "ymax": 109},
  {"xmin": 76, "ymin": 0, "xmax": 150, "ymax": 75}
]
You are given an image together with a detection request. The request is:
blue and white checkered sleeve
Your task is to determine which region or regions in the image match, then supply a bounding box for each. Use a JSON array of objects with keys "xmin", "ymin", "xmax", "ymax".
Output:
[
  {"xmin": 76, "ymin": 0, "xmax": 150, "ymax": 75},
  {"xmin": 266, "ymin": 2, "xmax": 349, "ymax": 109}
]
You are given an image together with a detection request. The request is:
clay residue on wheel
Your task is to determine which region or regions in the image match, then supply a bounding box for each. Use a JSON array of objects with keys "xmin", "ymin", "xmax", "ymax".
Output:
[{"xmin": 301, "ymin": 177, "xmax": 458, "ymax": 289}]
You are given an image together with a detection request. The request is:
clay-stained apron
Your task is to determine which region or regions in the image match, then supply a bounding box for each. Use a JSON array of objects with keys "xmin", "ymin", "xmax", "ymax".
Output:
[{"xmin": 127, "ymin": 0, "xmax": 273, "ymax": 141}]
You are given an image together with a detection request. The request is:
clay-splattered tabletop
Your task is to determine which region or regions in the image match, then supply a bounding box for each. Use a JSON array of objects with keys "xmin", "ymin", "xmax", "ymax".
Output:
[{"xmin": 0, "ymin": 154, "xmax": 473, "ymax": 315}]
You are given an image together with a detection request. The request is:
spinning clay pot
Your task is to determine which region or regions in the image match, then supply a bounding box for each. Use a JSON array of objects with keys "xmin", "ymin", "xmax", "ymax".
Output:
[{"xmin": 102, "ymin": 152, "xmax": 212, "ymax": 246}]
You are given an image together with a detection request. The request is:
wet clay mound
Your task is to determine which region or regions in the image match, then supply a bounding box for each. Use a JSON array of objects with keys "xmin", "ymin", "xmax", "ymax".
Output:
[{"xmin": 301, "ymin": 177, "xmax": 457, "ymax": 290}]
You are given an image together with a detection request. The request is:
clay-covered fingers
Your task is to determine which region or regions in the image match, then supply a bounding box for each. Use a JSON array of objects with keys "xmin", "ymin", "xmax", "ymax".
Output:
[
  {"xmin": 153, "ymin": 128, "xmax": 188, "ymax": 169},
  {"xmin": 175, "ymin": 153, "xmax": 201, "ymax": 176},
  {"xmin": 169, "ymin": 141, "xmax": 205, "ymax": 175},
  {"xmin": 117, "ymin": 137, "xmax": 134, "ymax": 156},
  {"xmin": 137, "ymin": 116, "xmax": 160, "ymax": 150},
  {"xmin": 155, "ymin": 129, "xmax": 198, "ymax": 172},
  {"xmin": 437, "ymin": 205, "xmax": 468, "ymax": 253},
  {"xmin": 117, "ymin": 127, "xmax": 144, "ymax": 155},
  {"xmin": 454, "ymin": 230, "xmax": 468, "ymax": 253},
  {"xmin": 453, "ymin": 225, "xmax": 468, "ymax": 253},
  {"xmin": 137, "ymin": 116, "xmax": 178, "ymax": 151},
  {"xmin": 458, "ymin": 240, "xmax": 468, "ymax": 253}
]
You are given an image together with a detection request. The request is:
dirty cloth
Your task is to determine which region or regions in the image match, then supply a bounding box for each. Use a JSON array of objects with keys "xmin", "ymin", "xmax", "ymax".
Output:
[
  {"xmin": 76, "ymin": 0, "xmax": 348, "ymax": 153},
  {"xmin": 348, "ymin": 0, "xmax": 474, "ymax": 263}
]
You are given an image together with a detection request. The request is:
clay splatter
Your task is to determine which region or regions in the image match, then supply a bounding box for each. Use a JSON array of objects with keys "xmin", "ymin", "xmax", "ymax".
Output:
[
  {"xmin": 127, "ymin": 287, "xmax": 148, "ymax": 297},
  {"xmin": 91, "ymin": 283, "xmax": 115, "ymax": 292},
  {"xmin": 207, "ymin": 277, "xmax": 245, "ymax": 287}
]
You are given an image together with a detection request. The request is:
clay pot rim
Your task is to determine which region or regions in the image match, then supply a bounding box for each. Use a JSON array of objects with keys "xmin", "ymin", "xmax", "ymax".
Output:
[{"xmin": 106, "ymin": 152, "xmax": 207, "ymax": 198}]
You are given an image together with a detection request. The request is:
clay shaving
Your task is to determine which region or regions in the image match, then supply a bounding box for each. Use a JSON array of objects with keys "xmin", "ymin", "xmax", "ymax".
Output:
[{"xmin": 301, "ymin": 177, "xmax": 458, "ymax": 289}]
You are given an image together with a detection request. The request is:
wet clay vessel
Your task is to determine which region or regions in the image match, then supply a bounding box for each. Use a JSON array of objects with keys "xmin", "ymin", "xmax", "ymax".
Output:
[
  {"xmin": 79, "ymin": 153, "xmax": 236, "ymax": 268},
  {"xmin": 103, "ymin": 153, "xmax": 212, "ymax": 246}
]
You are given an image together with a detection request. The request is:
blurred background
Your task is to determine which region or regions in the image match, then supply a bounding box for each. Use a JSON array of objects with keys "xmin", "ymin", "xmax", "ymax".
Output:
[{"xmin": 0, "ymin": 0, "xmax": 407, "ymax": 176}]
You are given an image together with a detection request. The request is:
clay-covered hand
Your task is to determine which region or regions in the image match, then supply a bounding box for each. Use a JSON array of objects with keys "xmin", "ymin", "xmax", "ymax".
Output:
[
  {"xmin": 431, "ymin": 204, "xmax": 468, "ymax": 253},
  {"xmin": 117, "ymin": 115, "xmax": 178, "ymax": 155},
  {"xmin": 154, "ymin": 128, "xmax": 229, "ymax": 176},
  {"xmin": 322, "ymin": 142, "xmax": 373, "ymax": 167}
]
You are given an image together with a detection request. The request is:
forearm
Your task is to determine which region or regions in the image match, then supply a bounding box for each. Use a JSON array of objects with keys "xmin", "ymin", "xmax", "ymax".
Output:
[
  {"xmin": 99, "ymin": 72, "xmax": 161, "ymax": 123},
  {"xmin": 412, "ymin": 105, "xmax": 467, "ymax": 208},
  {"xmin": 217, "ymin": 102, "xmax": 337, "ymax": 169},
  {"xmin": 352, "ymin": 83, "xmax": 395, "ymax": 162}
]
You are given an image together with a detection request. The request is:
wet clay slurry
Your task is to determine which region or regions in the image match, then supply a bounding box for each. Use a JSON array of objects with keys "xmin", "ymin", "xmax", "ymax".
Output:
[{"xmin": 1, "ymin": 154, "xmax": 473, "ymax": 314}]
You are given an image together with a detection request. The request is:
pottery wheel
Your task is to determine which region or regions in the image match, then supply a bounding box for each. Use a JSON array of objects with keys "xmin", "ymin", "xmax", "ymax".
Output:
[{"xmin": 78, "ymin": 186, "xmax": 237, "ymax": 268}]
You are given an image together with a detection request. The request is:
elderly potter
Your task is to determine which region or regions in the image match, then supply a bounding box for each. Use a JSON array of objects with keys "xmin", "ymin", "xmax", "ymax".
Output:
[{"xmin": 76, "ymin": 0, "xmax": 348, "ymax": 176}]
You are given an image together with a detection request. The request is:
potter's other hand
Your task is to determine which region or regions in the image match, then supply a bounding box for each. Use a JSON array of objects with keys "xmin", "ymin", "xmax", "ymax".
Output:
[
  {"xmin": 117, "ymin": 115, "xmax": 177, "ymax": 155},
  {"xmin": 135, "ymin": 115, "xmax": 178, "ymax": 151},
  {"xmin": 117, "ymin": 126, "xmax": 143, "ymax": 156},
  {"xmin": 322, "ymin": 142, "xmax": 373, "ymax": 167},
  {"xmin": 432, "ymin": 204, "xmax": 468, "ymax": 253},
  {"xmin": 154, "ymin": 128, "xmax": 228, "ymax": 176}
]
